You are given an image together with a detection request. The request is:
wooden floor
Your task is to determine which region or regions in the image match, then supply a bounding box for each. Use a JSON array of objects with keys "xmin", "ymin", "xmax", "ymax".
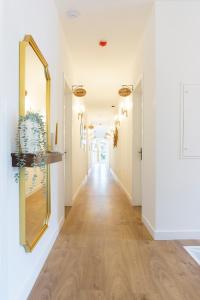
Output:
[{"xmin": 29, "ymin": 164, "xmax": 200, "ymax": 300}]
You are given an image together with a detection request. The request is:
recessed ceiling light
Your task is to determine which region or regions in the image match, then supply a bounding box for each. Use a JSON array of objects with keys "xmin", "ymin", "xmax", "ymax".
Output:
[{"xmin": 66, "ymin": 10, "xmax": 80, "ymax": 19}]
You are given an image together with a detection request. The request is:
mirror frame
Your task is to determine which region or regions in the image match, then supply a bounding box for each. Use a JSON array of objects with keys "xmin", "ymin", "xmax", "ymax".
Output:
[{"xmin": 19, "ymin": 35, "xmax": 51, "ymax": 252}]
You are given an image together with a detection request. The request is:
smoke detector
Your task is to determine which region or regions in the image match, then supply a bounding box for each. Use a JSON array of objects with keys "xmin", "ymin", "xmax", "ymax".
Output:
[
  {"xmin": 66, "ymin": 10, "xmax": 80, "ymax": 19},
  {"xmin": 99, "ymin": 40, "xmax": 108, "ymax": 47}
]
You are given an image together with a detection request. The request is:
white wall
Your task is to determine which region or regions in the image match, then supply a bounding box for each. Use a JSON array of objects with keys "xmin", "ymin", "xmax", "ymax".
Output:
[
  {"xmin": 125, "ymin": 5, "xmax": 157, "ymax": 230},
  {"xmin": 131, "ymin": 1, "xmax": 200, "ymax": 239},
  {"xmin": 63, "ymin": 82, "xmax": 73, "ymax": 206},
  {"xmin": 72, "ymin": 98, "xmax": 88, "ymax": 200},
  {"xmin": 0, "ymin": 0, "xmax": 76, "ymax": 299},
  {"xmin": 110, "ymin": 108, "xmax": 133, "ymax": 202},
  {"xmin": 110, "ymin": 6, "xmax": 156, "ymax": 227},
  {"xmin": 0, "ymin": 2, "xmax": 8, "ymax": 296},
  {"xmin": 138, "ymin": 6, "xmax": 156, "ymax": 230},
  {"xmin": 155, "ymin": 0, "xmax": 200, "ymax": 238}
]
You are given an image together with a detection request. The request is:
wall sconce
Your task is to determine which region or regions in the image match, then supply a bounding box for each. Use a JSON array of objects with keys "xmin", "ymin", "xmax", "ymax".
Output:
[
  {"xmin": 74, "ymin": 101, "xmax": 85, "ymax": 121},
  {"xmin": 118, "ymin": 85, "xmax": 133, "ymax": 118},
  {"xmin": 118, "ymin": 85, "xmax": 133, "ymax": 97},
  {"xmin": 72, "ymin": 85, "xmax": 87, "ymax": 97},
  {"xmin": 88, "ymin": 124, "xmax": 94, "ymax": 130},
  {"xmin": 105, "ymin": 132, "xmax": 111, "ymax": 139},
  {"xmin": 114, "ymin": 114, "xmax": 121, "ymax": 127},
  {"xmin": 78, "ymin": 104, "xmax": 85, "ymax": 121},
  {"xmin": 72, "ymin": 85, "xmax": 86, "ymax": 121},
  {"xmin": 105, "ymin": 128, "xmax": 114, "ymax": 140},
  {"xmin": 120, "ymin": 100, "xmax": 130, "ymax": 117}
]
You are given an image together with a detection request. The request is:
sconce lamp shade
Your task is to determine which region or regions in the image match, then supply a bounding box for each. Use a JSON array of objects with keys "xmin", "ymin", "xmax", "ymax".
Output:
[
  {"xmin": 118, "ymin": 86, "xmax": 132, "ymax": 97},
  {"xmin": 88, "ymin": 124, "xmax": 94, "ymax": 130},
  {"xmin": 73, "ymin": 86, "xmax": 87, "ymax": 97}
]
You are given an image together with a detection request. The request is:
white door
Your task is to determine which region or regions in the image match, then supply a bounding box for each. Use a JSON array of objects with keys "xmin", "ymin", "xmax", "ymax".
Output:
[
  {"xmin": 63, "ymin": 78, "xmax": 72, "ymax": 206},
  {"xmin": 132, "ymin": 81, "xmax": 143, "ymax": 205}
]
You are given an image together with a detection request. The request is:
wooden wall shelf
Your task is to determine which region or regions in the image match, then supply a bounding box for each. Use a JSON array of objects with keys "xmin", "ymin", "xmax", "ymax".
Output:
[{"xmin": 11, "ymin": 151, "xmax": 63, "ymax": 167}]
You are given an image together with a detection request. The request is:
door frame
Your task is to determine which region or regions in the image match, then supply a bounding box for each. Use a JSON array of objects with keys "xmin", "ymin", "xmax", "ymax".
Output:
[
  {"xmin": 132, "ymin": 75, "xmax": 144, "ymax": 207},
  {"xmin": 63, "ymin": 74, "xmax": 73, "ymax": 206}
]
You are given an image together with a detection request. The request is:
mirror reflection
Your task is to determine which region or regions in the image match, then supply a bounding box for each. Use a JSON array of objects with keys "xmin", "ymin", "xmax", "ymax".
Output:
[{"xmin": 25, "ymin": 44, "xmax": 48, "ymax": 246}]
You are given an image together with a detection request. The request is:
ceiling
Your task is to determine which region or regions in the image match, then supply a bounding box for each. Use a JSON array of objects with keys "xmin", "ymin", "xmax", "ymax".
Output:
[
  {"xmin": 55, "ymin": 0, "xmax": 153, "ymax": 123},
  {"xmin": 87, "ymin": 106, "xmax": 116, "ymax": 125}
]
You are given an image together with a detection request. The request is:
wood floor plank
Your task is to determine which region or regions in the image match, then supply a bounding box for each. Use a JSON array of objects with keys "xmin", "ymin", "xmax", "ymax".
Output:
[{"xmin": 29, "ymin": 165, "xmax": 200, "ymax": 300}]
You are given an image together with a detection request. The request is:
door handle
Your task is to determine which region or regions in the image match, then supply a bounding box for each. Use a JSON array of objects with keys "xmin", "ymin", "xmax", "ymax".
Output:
[{"xmin": 138, "ymin": 148, "xmax": 142, "ymax": 160}]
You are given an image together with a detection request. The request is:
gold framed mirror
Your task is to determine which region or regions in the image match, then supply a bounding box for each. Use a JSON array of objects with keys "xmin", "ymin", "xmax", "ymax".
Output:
[{"xmin": 19, "ymin": 35, "xmax": 51, "ymax": 252}]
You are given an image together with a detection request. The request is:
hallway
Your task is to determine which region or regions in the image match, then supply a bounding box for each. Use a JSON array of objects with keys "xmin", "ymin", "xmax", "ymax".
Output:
[{"xmin": 29, "ymin": 165, "xmax": 200, "ymax": 300}]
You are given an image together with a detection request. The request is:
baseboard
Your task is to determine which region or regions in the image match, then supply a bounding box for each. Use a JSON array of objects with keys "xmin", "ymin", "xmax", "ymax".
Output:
[
  {"xmin": 18, "ymin": 216, "xmax": 65, "ymax": 300},
  {"xmin": 154, "ymin": 229, "xmax": 200, "ymax": 240},
  {"xmin": 110, "ymin": 168, "xmax": 133, "ymax": 205},
  {"xmin": 142, "ymin": 215, "xmax": 200, "ymax": 240},
  {"xmin": 184, "ymin": 246, "xmax": 200, "ymax": 265},
  {"xmin": 111, "ymin": 170, "xmax": 200, "ymax": 240},
  {"xmin": 142, "ymin": 215, "xmax": 155, "ymax": 239},
  {"xmin": 131, "ymin": 192, "xmax": 142, "ymax": 206},
  {"xmin": 72, "ymin": 174, "xmax": 88, "ymax": 202}
]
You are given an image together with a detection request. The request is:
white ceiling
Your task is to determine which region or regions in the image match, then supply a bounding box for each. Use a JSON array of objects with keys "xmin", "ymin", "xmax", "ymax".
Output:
[
  {"xmin": 55, "ymin": 0, "xmax": 153, "ymax": 123},
  {"xmin": 87, "ymin": 106, "xmax": 117, "ymax": 126}
]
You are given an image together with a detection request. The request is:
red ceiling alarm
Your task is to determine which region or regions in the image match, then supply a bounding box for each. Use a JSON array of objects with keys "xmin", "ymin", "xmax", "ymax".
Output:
[{"xmin": 99, "ymin": 40, "xmax": 108, "ymax": 47}]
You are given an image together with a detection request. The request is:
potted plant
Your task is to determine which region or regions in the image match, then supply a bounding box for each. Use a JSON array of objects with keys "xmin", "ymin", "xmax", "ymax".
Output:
[{"xmin": 14, "ymin": 112, "xmax": 47, "ymax": 191}]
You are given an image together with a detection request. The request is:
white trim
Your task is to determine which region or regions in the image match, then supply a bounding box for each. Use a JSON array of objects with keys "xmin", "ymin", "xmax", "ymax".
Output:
[
  {"xmin": 180, "ymin": 82, "xmax": 200, "ymax": 159},
  {"xmin": 110, "ymin": 168, "xmax": 133, "ymax": 204},
  {"xmin": 132, "ymin": 200, "xmax": 141, "ymax": 206},
  {"xmin": 142, "ymin": 214, "xmax": 200, "ymax": 240},
  {"xmin": 63, "ymin": 74, "xmax": 73, "ymax": 206},
  {"xmin": 18, "ymin": 216, "xmax": 65, "ymax": 300},
  {"xmin": 132, "ymin": 75, "xmax": 144, "ymax": 207},
  {"xmin": 154, "ymin": 229, "xmax": 200, "ymax": 240},
  {"xmin": 142, "ymin": 215, "xmax": 155, "ymax": 239},
  {"xmin": 184, "ymin": 246, "xmax": 200, "ymax": 266},
  {"xmin": 134, "ymin": 74, "xmax": 144, "ymax": 90},
  {"xmin": 72, "ymin": 175, "xmax": 88, "ymax": 202},
  {"xmin": 111, "ymin": 169, "xmax": 200, "ymax": 240}
]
